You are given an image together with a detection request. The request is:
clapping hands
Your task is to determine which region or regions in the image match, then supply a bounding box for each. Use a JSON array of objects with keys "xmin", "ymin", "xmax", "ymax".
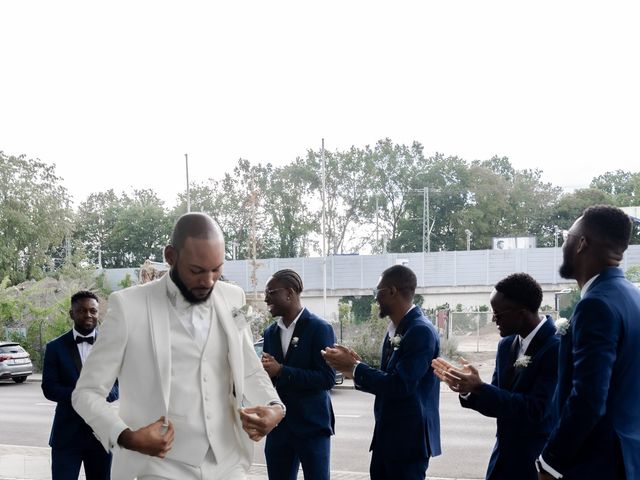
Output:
[
  {"xmin": 432, "ymin": 357, "xmax": 483, "ymax": 395},
  {"xmin": 321, "ymin": 344, "xmax": 361, "ymax": 379}
]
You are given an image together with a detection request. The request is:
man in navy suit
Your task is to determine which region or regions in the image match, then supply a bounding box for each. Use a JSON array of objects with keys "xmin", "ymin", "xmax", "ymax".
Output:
[
  {"xmin": 537, "ymin": 205, "xmax": 640, "ymax": 479},
  {"xmin": 323, "ymin": 265, "xmax": 441, "ymax": 480},
  {"xmin": 42, "ymin": 290, "xmax": 119, "ymax": 480},
  {"xmin": 260, "ymin": 269, "xmax": 336, "ymax": 480},
  {"xmin": 433, "ymin": 273, "xmax": 559, "ymax": 480}
]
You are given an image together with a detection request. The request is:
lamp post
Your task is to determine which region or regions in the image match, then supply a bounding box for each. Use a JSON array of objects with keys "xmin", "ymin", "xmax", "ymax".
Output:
[{"xmin": 465, "ymin": 229, "xmax": 472, "ymax": 251}]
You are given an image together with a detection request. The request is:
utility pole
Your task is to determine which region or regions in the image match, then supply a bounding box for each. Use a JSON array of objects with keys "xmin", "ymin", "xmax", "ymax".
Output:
[
  {"xmin": 321, "ymin": 138, "xmax": 327, "ymax": 319},
  {"xmin": 185, "ymin": 153, "xmax": 191, "ymax": 213}
]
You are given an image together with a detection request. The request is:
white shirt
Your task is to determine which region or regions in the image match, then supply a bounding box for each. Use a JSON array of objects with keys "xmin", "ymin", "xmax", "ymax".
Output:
[
  {"xmin": 277, "ymin": 308, "xmax": 304, "ymax": 356},
  {"xmin": 166, "ymin": 274, "xmax": 211, "ymax": 350},
  {"xmin": 517, "ymin": 316, "xmax": 547, "ymax": 358},
  {"xmin": 73, "ymin": 328, "xmax": 96, "ymax": 364}
]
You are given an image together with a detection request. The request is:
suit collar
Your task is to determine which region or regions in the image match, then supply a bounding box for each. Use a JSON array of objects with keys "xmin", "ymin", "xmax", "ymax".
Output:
[
  {"xmin": 395, "ymin": 305, "xmax": 422, "ymax": 337},
  {"xmin": 65, "ymin": 330, "xmax": 83, "ymax": 374},
  {"xmin": 583, "ymin": 266, "xmax": 624, "ymax": 296},
  {"xmin": 148, "ymin": 276, "xmax": 246, "ymax": 412}
]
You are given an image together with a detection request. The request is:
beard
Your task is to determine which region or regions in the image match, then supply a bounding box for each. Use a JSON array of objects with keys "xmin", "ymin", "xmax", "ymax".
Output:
[
  {"xmin": 170, "ymin": 269, "xmax": 213, "ymax": 304},
  {"xmin": 559, "ymin": 255, "xmax": 575, "ymax": 280},
  {"xmin": 378, "ymin": 303, "xmax": 390, "ymax": 319}
]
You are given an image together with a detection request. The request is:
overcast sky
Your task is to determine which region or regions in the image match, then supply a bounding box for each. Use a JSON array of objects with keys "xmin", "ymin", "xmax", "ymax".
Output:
[{"xmin": 2, "ymin": 1, "xmax": 639, "ymax": 207}]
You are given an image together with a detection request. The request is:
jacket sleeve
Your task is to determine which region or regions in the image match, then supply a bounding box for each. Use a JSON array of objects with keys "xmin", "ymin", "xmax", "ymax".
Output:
[
  {"xmin": 354, "ymin": 324, "xmax": 437, "ymax": 399},
  {"xmin": 461, "ymin": 341, "xmax": 558, "ymax": 423},
  {"xmin": 541, "ymin": 297, "xmax": 620, "ymax": 472},
  {"xmin": 276, "ymin": 322, "xmax": 336, "ymax": 391},
  {"xmin": 41, "ymin": 342, "xmax": 74, "ymax": 404},
  {"xmin": 72, "ymin": 293, "xmax": 130, "ymax": 452}
]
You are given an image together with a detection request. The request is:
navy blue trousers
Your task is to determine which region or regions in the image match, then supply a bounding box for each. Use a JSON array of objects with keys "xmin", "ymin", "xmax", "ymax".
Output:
[
  {"xmin": 265, "ymin": 423, "xmax": 331, "ymax": 480},
  {"xmin": 51, "ymin": 443, "xmax": 112, "ymax": 480}
]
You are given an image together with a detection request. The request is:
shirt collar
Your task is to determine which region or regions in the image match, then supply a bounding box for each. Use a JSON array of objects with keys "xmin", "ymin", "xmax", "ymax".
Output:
[
  {"xmin": 518, "ymin": 315, "xmax": 547, "ymax": 352},
  {"xmin": 387, "ymin": 305, "xmax": 417, "ymax": 338},
  {"xmin": 580, "ymin": 274, "xmax": 600, "ymax": 298},
  {"xmin": 276, "ymin": 307, "xmax": 305, "ymax": 331}
]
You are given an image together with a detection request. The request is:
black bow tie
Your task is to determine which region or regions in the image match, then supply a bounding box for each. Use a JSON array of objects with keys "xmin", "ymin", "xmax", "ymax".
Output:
[{"xmin": 75, "ymin": 336, "xmax": 94, "ymax": 345}]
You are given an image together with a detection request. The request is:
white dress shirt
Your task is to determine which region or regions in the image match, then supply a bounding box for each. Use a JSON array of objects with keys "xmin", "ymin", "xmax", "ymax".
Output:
[
  {"xmin": 276, "ymin": 308, "xmax": 304, "ymax": 356},
  {"xmin": 166, "ymin": 275, "xmax": 211, "ymax": 351},
  {"xmin": 73, "ymin": 329, "xmax": 96, "ymax": 364}
]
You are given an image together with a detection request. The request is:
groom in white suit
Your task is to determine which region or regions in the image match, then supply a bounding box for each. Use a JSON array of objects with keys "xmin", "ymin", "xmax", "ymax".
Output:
[{"xmin": 72, "ymin": 213, "xmax": 284, "ymax": 480}]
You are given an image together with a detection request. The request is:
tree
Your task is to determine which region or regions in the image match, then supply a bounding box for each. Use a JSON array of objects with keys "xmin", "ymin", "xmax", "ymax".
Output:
[
  {"xmin": 0, "ymin": 152, "xmax": 73, "ymax": 284},
  {"xmin": 304, "ymin": 145, "xmax": 377, "ymax": 255},
  {"xmin": 550, "ymin": 188, "xmax": 614, "ymax": 234},
  {"xmin": 262, "ymin": 161, "xmax": 317, "ymax": 258},
  {"xmin": 591, "ymin": 170, "xmax": 640, "ymax": 206},
  {"xmin": 75, "ymin": 189, "xmax": 171, "ymax": 268}
]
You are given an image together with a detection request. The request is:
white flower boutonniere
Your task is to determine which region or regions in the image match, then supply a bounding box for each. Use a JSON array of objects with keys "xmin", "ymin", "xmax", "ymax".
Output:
[
  {"xmin": 390, "ymin": 334, "xmax": 403, "ymax": 351},
  {"xmin": 291, "ymin": 336, "xmax": 299, "ymax": 348},
  {"xmin": 555, "ymin": 317, "xmax": 571, "ymax": 336},
  {"xmin": 514, "ymin": 355, "xmax": 531, "ymax": 369},
  {"xmin": 231, "ymin": 305, "xmax": 254, "ymax": 330}
]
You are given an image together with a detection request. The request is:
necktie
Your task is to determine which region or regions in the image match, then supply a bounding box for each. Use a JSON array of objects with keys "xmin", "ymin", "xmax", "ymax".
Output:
[{"xmin": 76, "ymin": 336, "xmax": 94, "ymax": 345}]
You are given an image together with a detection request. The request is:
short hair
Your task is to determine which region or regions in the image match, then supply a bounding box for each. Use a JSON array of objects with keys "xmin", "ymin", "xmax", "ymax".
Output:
[
  {"xmin": 581, "ymin": 204, "xmax": 632, "ymax": 252},
  {"xmin": 71, "ymin": 290, "xmax": 99, "ymax": 306},
  {"xmin": 170, "ymin": 213, "xmax": 222, "ymax": 251},
  {"xmin": 381, "ymin": 265, "xmax": 417, "ymax": 299},
  {"xmin": 494, "ymin": 273, "xmax": 542, "ymax": 313},
  {"xmin": 271, "ymin": 269, "xmax": 304, "ymax": 294}
]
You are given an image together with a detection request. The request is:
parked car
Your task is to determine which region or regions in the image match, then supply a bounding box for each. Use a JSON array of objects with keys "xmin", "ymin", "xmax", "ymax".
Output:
[
  {"xmin": 0, "ymin": 342, "xmax": 33, "ymax": 383},
  {"xmin": 253, "ymin": 338, "xmax": 343, "ymax": 385}
]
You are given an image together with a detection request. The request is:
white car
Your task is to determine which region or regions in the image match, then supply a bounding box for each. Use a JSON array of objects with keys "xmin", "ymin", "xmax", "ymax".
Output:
[{"xmin": 0, "ymin": 342, "xmax": 33, "ymax": 383}]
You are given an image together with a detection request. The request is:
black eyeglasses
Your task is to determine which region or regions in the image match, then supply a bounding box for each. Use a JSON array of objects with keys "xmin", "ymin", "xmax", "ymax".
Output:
[
  {"xmin": 265, "ymin": 287, "xmax": 287, "ymax": 296},
  {"xmin": 372, "ymin": 287, "xmax": 389, "ymax": 298},
  {"xmin": 562, "ymin": 230, "xmax": 576, "ymax": 241}
]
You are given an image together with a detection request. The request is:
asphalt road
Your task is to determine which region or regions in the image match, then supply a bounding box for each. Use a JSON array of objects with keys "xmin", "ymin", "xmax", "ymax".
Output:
[{"xmin": 1, "ymin": 368, "xmax": 496, "ymax": 479}]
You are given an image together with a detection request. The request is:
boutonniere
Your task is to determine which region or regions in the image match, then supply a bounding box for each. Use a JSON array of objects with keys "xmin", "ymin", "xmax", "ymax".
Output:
[
  {"xmin": 291, "ymin": 337, "xmax": 299, "ymax": 348},
  {"xmin": 514, "ymin": 355, "xmax": 531, "ymax": 369},
  {"xmin": 555, "ymin": 317, "xmax": 571, "ymax": 336},
  {"xmin": 231, "ymin": 305, "xmax": 254, "ymax": 330},
  {"xmin": 389, "ymin": 334, "xmax": 403, "ymax": 351}
]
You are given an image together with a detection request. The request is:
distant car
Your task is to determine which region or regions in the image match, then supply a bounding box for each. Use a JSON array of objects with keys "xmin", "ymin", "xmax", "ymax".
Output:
[
  {"xmin": 0, "ymin": 342, "xmax": 33, "ymax": 383},
  {"xmin": 253, "ymin": 338, "xmax": 343, "ymax": 386}
]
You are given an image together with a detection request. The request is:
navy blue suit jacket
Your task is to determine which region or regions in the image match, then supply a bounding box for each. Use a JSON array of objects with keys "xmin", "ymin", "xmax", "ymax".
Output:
[
  {"xmin": 354, "ymin": 306, "xmax": 441, "ymax": 462},
  {"xmin": 42, "ymin": 330, "xmax": 119, "ymax": 449},
  {"xmin": 460, "ymin": 316, "xmax": 559, "ymax": 480},
  {"xmin": 542, "ymin": 267, "xmax": 640, "ymax": 479},
  {"xmin": 263, "ymin": 308, "xmax": 336, "ymax": 438}
]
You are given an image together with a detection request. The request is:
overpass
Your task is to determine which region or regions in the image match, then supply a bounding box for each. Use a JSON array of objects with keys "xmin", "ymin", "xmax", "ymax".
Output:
[{"xmin": 102, "ymin": 245, "xmax": 640, "ymax": 323}]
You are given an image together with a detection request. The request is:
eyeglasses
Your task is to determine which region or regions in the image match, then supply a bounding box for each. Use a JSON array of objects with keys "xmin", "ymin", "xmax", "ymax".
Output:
[
  {"xmin": 265, "ymin": 288, "xmax": 287, "ymax": 296},
  {"xmin": 561, "ymin": 230, "xmax": 576, "ymax": 241},
  {"xmin": 372, "ymin": 287, "xmax": 389, "ymax": 298}
]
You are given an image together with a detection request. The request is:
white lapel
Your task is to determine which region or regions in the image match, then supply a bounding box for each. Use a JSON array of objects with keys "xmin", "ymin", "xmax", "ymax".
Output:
[
  {"xmin": 212, "ymin": 285, "xmax": 244, "ymax": 406},
  {"xmin": 147, "ymin": 275, "xmax": 172, "ymax": 414}
]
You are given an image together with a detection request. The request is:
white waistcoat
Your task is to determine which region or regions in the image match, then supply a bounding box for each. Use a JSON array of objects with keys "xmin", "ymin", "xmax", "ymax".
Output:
[{"xmin": 165, "ymin": 305, "xmax": 239, "ymax": 467}]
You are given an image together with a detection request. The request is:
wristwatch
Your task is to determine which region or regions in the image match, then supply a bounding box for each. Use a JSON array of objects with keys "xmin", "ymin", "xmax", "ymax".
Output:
[{"xmin": 268, "ymin": 400, "xmax": 286, "ymax": 417}]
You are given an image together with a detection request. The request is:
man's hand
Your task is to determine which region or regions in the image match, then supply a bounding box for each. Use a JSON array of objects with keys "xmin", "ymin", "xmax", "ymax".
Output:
[
  {"xmin": 432, "ymin": 357, "xmax": 483, "ymax": 394},
  {"xmin": 321, "ymin": 344, "xmax": 360, "ymax": 378},
  {"xmin": 239, "ymin": 405, "xmax": 285, "ymax": 442},
  {"xmin": 117, "ymin": 416, "xmax": 174, "ymax": 458},
  {"xmin": 261, "ymin": 352, "xmax": 283, "ymax": 378}
]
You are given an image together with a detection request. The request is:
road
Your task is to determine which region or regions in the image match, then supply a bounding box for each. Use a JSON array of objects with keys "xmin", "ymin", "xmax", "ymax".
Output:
[{"xmin": 1, "ymin": 368, "xmax": 496, "ymax": 479}]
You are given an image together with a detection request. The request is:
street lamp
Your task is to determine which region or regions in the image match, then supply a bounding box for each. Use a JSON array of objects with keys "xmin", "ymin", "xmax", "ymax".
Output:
[{"xmin": 464, "ymin": 229, "xmax": 472, "ymax": 251}]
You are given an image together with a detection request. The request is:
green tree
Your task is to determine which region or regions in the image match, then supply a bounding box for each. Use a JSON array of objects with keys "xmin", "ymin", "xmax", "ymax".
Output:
[
  {"xmin": 591, "ymin": 170, "xmax": 640, "ymax": 206},
  {"xmin": 0, "ymin": 152, "xmax": 73, "ymax": 284},
  {"xmin": 75, "ymin": 189, "xmax": 171, "ymax": 268}
]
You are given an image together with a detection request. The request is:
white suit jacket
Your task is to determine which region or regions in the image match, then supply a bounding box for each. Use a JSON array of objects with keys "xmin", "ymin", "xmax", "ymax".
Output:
[{"xmin": 72, "ymin": 275, "xmax": 279, "ymax": 478}]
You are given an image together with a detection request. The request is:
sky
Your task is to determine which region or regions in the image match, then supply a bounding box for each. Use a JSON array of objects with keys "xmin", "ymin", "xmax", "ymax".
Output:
[{"xmin": 2, "ymin": 1, "xmax": 639, "ymax": 208}]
